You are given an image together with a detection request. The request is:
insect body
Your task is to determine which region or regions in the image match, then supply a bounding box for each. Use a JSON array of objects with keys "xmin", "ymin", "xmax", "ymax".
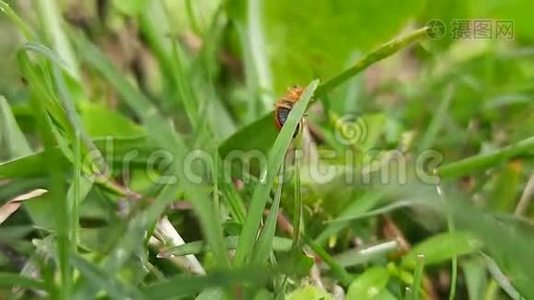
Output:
[{"xmin": 274, "ymin": 86, "xmax": 305, "ymax": 137}]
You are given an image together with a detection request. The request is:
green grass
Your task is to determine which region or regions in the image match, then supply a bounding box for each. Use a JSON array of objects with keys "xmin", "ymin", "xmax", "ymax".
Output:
[{"xmin": 1, "ymin": 0, "xmax": 534, "ymax": 299}]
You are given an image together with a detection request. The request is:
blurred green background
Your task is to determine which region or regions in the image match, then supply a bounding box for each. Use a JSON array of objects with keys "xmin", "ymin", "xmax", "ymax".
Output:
[{"xmin": 0, "ymin": 0, "xmax": 533, "ymax": 299}]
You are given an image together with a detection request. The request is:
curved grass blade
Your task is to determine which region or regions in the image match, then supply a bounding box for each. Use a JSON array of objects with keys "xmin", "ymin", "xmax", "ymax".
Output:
[
  {"xmin": 316, "ymin": 26, "xmax": 429, "ymax": 95},
  {"xmin": 233, "ymin": 80, "xmax": 319, "ymax": 266}
]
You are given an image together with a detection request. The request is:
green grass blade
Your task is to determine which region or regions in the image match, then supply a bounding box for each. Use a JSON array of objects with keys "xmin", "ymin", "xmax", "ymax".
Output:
[
  {"xmin": 291, "ymin": 139, "xmax": 303, "ymax": 250},
  {"xmin": 315, "ymin": 191, "xmax": 383, "ymax": 245},
  {"xmin": 185, "ymin": 0, "xmax": 200, "ymax": 34},
  {"xmin": 251, "ymin": 164, "xmax": 284, "ymax": 265},
  {"xmin": 71, "ymin": 255, "xmax": 144, "ymax": 300},
  {"xmin": 0, "ymin": 96, "xmax": 32, "ymax": 158},
  {"xmin": 437, "ymin": 136, "xmax": 534, "ymax": 178},
  {"xmin": 67, "ymin": 131, "xmax": 85, "ymax": 250},
  {"xmin": 315, "ymin": 26, "xmax": 429, "ymax": 95},
  {"xmin": 72, "ymin": 33, "xmax": 153, "ymax": 113},
  {"xmin": 417, "ymin": 85, "xmax": 454, "ymax": 151},
  {"xmin": 218, "ymin": 159, "xmax": 247, "ymax": 223},
  {"xmin": 302, "ymin": 233, "xmax": 352, "ymax": 286},
  {"xmin": 159, "ymin": 236, "xmax": 293, "ymax": 257},
  {"xmin": 411, "ymin": 254, "xmax": 425, "ymax": 300},
  {"xmin": 233, "ymin": 80, "xmax": 319, "ymax": 266},
  {"xmin": 139, "ymin": 10, "xmax": 200, "ymax": 131},
  {"xmin": 0, "ymin": 273, "xmax": 48, "ymax": 290},
  {"xmin": 346, "ymin": 267, "xmax": 390, "ymax": 300},
  {"xmin": 402, "ymin": 232, "xmax": 480, "ymax": 268},
  {"xmin": 18, "ymin": 51, "xmax": 71, "ymax": 300},
  {"xmin": 141, "ymin": 268, "xmax": 271, "ymax": 299},
  {"xmin": 330, "ymin": 240, "xmax": 399, "ymax": 269},
  {"xmin": 234, "ymin": 0, "xmax": 273, "ymax": 119},
  {"xmin": 0, "ymin": 0, "xmax": 35, "ymax": 40},
  {"xmin": 35, "ymin": 0, "xmax": 80, "ymax": 78},
  {"xmin": 483, "ymin": 254, "xmax": 523, "ymax": 300},
  {"xmin": 327, "ymin": 199, "xmax": 431, "ymax": 224}
]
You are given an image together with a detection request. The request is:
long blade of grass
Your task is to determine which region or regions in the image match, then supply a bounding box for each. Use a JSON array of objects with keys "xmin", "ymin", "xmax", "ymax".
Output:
[
  {"xmin": 417, "ymin": 85, "xmax": 454, "ymax": 151},
  {"xmin": 291, "ymin": 138, "xmax": 303, "ymax": 250},
  {"xmin": 139, "ymin": 10, "xmax": 200, "ymax": 131},
  {"xmin": 0, "ymin": 273, "xmax": 47, "ymax": 290},
  {"xmin": 218, "ymin": 159, "xmax": 247, "ymax": 223},
  {"xmin": 35, "ymin": 0, "xmax": 80, "ymax": 78},
  {"xmin": 18, "ymin": 51, "xmax": 71, "ymax": 300},
  {"xmin": 315, "ymin": 26, "xmax": 429, "ymax": 95},
  {"xmin": 159, "ymin": 236, "xmax": 293, "ymax": 257},
  {"xmin": 235, "ymin": 0, "xmax": 273, "ymax": 120},
  {"xmin": 327, "ymin": 240, "xmax": 399, "ymax": 269},
  {"xmin": 233, "ymin": 80, "xmax": 319, "ymax": 266},
  {"xmin": 0, "ymin": 96, "xmax": 32, "ymax": 158},
  {"xmin": 437, "ymin": 136, "xmax": 534, "ymax": 178},
  {"xmin": 483, "ymin": 254, "xmax": 523, "ymax": 300},
  {"xmin": 67, "ymin": 131, "xmax": 86, "ymax": 251},
  {"xmin": 251, "ymin": 163, "xmax": 284, "ymax": 265},
  {"xmin": 326, "ymin": 199, "xmax": 432, "ymax": 224},
  {"xmin": 0, "ymin": 0, "xmax": 35, "ymax": 40},
  {"xmin": 437, "ymin": 186, "xmax": 459, "ymax": 300},
  {"xmin": 411, "ymin": 254, "xmax": 425, "ymax": 300}
]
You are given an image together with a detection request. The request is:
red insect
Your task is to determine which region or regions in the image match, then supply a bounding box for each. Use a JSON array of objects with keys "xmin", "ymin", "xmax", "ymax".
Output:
[{"xmin": 273, "ymin": 86, "xmax": 305, "ymax": 137}]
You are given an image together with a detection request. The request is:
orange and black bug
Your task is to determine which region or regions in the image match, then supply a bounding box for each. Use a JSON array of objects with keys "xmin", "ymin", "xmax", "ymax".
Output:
[{"xmin": 274, "ymin": 86, "xmax": 305, "ymax": 137}]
